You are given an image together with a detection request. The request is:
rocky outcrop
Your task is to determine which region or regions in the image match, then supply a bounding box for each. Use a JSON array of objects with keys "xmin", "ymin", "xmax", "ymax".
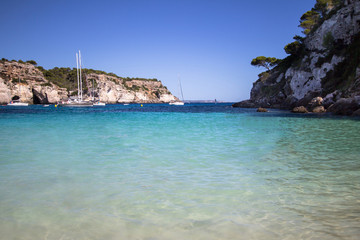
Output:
[
  {"xmin": 0, "ymin": 61, "xmax": 67, "ymax": 104},
  {"xmin": 327, "ymin": 97, "xmax": 360, "ymax": 115},
  {"xmin": 233, "ymin": 1, "xmax": 360, "ymax": 116},
  {"xmin": 312, "ymin": 105, "xmax": 326, "ymax": 113},
  {"xmin": 86, "ymin": 74, "xmax": 176, "ymax": 104},
  {"xmin": 0, "ymin": 60, "xmax": 177, "ymax": 104},
  {"xmin": 291, "ymin": 106, "xmax": 309, "ymax": 113},
  {"xmin": 257, "ymin": 107, "xmax": 268, "ymax": 112}
]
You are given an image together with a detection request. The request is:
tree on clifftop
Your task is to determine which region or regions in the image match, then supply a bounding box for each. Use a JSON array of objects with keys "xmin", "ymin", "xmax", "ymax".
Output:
[
  {"xmin": 251, "ymin": 56, "xmax": 281, "ymax": 71},
  {"xmin": 299, "ymin": 10, "xmax": 320, "ymax": 35}
]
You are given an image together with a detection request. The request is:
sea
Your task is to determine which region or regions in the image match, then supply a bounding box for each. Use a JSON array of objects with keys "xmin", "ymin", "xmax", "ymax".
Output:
[{"xmin": 0, "ymin": 103, "xmax": 359, "ymax": 240}]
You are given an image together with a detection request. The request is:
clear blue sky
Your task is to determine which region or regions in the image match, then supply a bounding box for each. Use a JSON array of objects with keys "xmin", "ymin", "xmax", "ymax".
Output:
[{"xmin": 0, "ymin": 0, "xmax": 316, "ymax": 102}]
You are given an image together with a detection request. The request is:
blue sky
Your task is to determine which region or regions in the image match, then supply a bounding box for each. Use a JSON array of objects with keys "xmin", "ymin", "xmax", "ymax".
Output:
[{"xmin": 0, "ymin": 0, "xmax": 316, "ymax": 101}]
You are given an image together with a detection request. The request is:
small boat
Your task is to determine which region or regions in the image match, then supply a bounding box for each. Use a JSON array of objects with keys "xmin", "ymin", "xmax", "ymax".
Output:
[
  {"xmin": 57, "ymin": 99, "xmax": 93, "ymax": 107},
  {"xmin": 93, "ymin": 101, "xmax": 106, "ymax": 106},
  {"xmin": 43, "ymin": 104, "xmax": 50, "ymax": 107},
  {"xmin": 7, "ymin": 100, "xmax": 29, "ymax": 106},
  {"xmin": 169, "ymin": 101, "xmax": 184, "ymax": 105}
]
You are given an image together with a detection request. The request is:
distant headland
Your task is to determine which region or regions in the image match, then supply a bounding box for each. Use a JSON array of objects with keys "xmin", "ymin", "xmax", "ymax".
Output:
[{"xmin": 0, "ymin": 59, "xmax": 179, "ymax": 104}]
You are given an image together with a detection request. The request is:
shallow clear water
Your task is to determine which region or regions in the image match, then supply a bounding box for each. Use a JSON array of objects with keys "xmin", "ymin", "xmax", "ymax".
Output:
[{"xmin": 0, "ymin": 104, "xmax": 359, "ymax": 239}]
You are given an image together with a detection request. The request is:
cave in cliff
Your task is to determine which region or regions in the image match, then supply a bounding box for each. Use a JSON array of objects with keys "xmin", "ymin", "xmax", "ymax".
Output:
[{"xmin": 32, "ymin": 89, "xmax": 49, "ymax": 104}]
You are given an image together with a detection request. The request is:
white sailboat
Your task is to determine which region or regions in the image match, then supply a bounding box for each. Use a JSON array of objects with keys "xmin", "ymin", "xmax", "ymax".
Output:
[
  {"xmin": 169, "ymin": 76, "xmax": 185, "ymax": 105},
  {"xmin": 58, "ymin": 51, "xmax": 93, "ymax": 107},
  {"xmin": 91, "ymin": 78, "xmax": 106, "ymax": 106}
]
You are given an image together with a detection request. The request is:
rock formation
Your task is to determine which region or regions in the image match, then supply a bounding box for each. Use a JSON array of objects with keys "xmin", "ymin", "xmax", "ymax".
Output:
[
  {"xmin": 0, "ymin": 60, "xmax": 177, "ymax": 104},
  {"xmin": 233, "ymin": 1, "xmax": 360, "ymax": 116},
  {"xmin": 85, "ymin": 73, "xmax": 176, "ymax": 104},
  {"xmin": 0, "ymin": 61, "xmax": 67, "ymax": 104}
]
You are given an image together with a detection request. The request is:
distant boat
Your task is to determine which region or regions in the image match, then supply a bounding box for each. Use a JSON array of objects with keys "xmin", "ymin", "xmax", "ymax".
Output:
[
  {"xmin": 169, "ymin": 75, "xmax": 185, "ymax": 105},
  {"xmin": 91, "ymin": 78, "xmax": 106, "ymax": 106},
  {"xmin": 7, "ymin": 100, "xmax": 28, "ymax": 106},
  {"xmin": 58, "ymin": 99, "xmax": 93, "ymax": 107},
  {"xmin": 169, "ymin": 101, "xmax": 184, "ymax": 106},
  {"xmin": 93, "ymin": 101, "xmax": 106, "ymax": 106},
  {"xmin": 58, "ymin": 51, "xmax": 93, "ymax": 107}
]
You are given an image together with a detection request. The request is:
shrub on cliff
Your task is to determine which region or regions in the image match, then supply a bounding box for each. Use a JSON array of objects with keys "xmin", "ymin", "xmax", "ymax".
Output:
[
  {"xmin": 26, "ymin": 60, "xmax": 37, "ymax": 66},
  {"xmin": 251, "ymin": 56, "xmax": 281, "ymax": 71}
]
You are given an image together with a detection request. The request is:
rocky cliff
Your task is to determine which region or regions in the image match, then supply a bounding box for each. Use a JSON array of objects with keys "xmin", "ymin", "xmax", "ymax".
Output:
[
  {"xmin": 234, "ymin": 0, "xmax": 360, "ymax": 116},
  {"xmin": 0, "ymin": 61, "xmax": 68, "ymax": 104},
  {"xmin": 0, "ymin": 60, "xmax": 177, "ymax": 104}
]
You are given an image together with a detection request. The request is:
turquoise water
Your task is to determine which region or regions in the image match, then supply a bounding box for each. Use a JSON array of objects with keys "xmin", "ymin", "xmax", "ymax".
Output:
[{"xmin": 0, "ymin": 104, "xmax": 359, "ymax": 239}]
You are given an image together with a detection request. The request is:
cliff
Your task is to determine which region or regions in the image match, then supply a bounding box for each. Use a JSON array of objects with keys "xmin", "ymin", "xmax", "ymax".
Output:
[
  {"xmin": 233, "ymin": 0, "xmax": 360, "ymax": 115},
  {"xmin": 0, "ymin": 60, "xmax": 177, "ymax": 104}
]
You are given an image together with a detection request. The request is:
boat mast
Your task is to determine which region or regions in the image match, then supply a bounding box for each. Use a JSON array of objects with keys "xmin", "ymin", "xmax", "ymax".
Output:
[
  {"xmin": 92, "ymin": 78, "xmax": 95, "ymax": 101},
  {"xmin": 76, "ymin": 53, "xmax": 80, "ymax": 101},
  {"xmin": 178, "ymin": 75, "xmax": 184, "ymax": 102},
  {"xmin": 79, "ymin": 50, "xmax": 83, "ymax": 101}
]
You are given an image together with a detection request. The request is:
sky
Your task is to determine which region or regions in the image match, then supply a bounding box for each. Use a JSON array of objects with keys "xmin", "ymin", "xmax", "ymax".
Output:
[{"xmin": 0, "ymin": 0, "xmax": 316, "ymax": 102}]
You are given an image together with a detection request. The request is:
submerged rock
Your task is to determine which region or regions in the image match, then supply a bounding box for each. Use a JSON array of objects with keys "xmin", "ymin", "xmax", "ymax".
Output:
[
  {"xmin": 232, "ymin": 100, "xmax": 257, "ymax": 108},
  {"xmin": 257, "ymin": 107, "xmax": 268, "ymax": 112},
  {"xmin": 291, "ymin": 106, "xmax": 309, "ymax": 113},
  {"xmin": 312, "ymin": 106, "xmax": 326, "ymax": 113}
]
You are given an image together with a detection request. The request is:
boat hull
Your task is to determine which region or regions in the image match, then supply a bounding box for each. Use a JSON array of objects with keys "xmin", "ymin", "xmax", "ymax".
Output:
[
  {"xmin": 169, "ymin": 102, "xmax": 184, "ymax": 105},
  {"xmin": 58, "ymin": 102, "xmax": 93, "ymax": 107},
  {"xmin": 7, "ymin": 102, "xmax": 29, "ymax": 106}
]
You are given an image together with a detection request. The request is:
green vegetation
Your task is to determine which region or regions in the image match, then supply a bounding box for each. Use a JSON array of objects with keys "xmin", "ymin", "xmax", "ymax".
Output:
[
  {"xmin": 252, "ymin": 0, "xmax": 345, "ymax": 80},
  {"xmin": 1, "ymin": 58, "xmax": 38, "ymax": 66},
  {"xmin": 251, "ymin": 56, "xmax": 281, "ymax": 71},
  {"xmin": 12, "ymin": 78, "xmax": 27, "ymax": 84},
  {"xmin": 41, "ymin": 82, "xmax": 52, "ymax": 87},
  {"xmin": 131, "ymin": 85, "xmax": 140, "ymax": 91},
  {"xmin": 299, "ymin": 0, "xmax": 344, "ymax": 35},
  {"xmin": 323, "ymin": 31, "xmax": 335, "ymax": 50},
  {"xmin": 284, "ymin": 41, "xmax": 303, "ymax": 56},
  {"xmin": 123, "ymin": 77, "xmax": 158, "ymax": 82},
  {"xmin": 258, "ymin": 72, "xmax": 270, "ymax": 82},
  {"xmin": 26, "ymin": 60, "xmax": 37, "ymax": 66},
  {"xmin": 299, "ymin": 10, "xmax": 321, "ymax": 35},
  {"xmin": 38, "ymin": 67, "xmax": 78, "ymax": 91},
  {"xmin": 1, "ymin": 58, "xmax": 163, "ymax": 93}
]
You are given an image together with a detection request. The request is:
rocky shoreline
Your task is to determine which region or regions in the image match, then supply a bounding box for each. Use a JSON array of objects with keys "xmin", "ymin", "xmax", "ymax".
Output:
[
  {"xmin": 233, "ymin": 0, "xmax": 360, "ymax": 116},
  {"xmin": 233, "ymin": 95, "xmax": 360, "ymax": 116}
]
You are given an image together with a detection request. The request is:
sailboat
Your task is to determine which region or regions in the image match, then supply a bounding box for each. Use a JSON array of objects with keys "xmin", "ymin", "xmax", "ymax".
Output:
[
  {"xmin": 7, "ymin": 79, "xmax": 29, "ymax": 106},
  {"xmin": 169, "ymin": 76, "xmax": 185, "ymax": 105},
  {"xmin": 58, "ymin": 51, "xmax": 93, "ymax": 107},
  {"xmin": 91, "ymin": 78, "xmax": 106, "ymax": 106}
]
